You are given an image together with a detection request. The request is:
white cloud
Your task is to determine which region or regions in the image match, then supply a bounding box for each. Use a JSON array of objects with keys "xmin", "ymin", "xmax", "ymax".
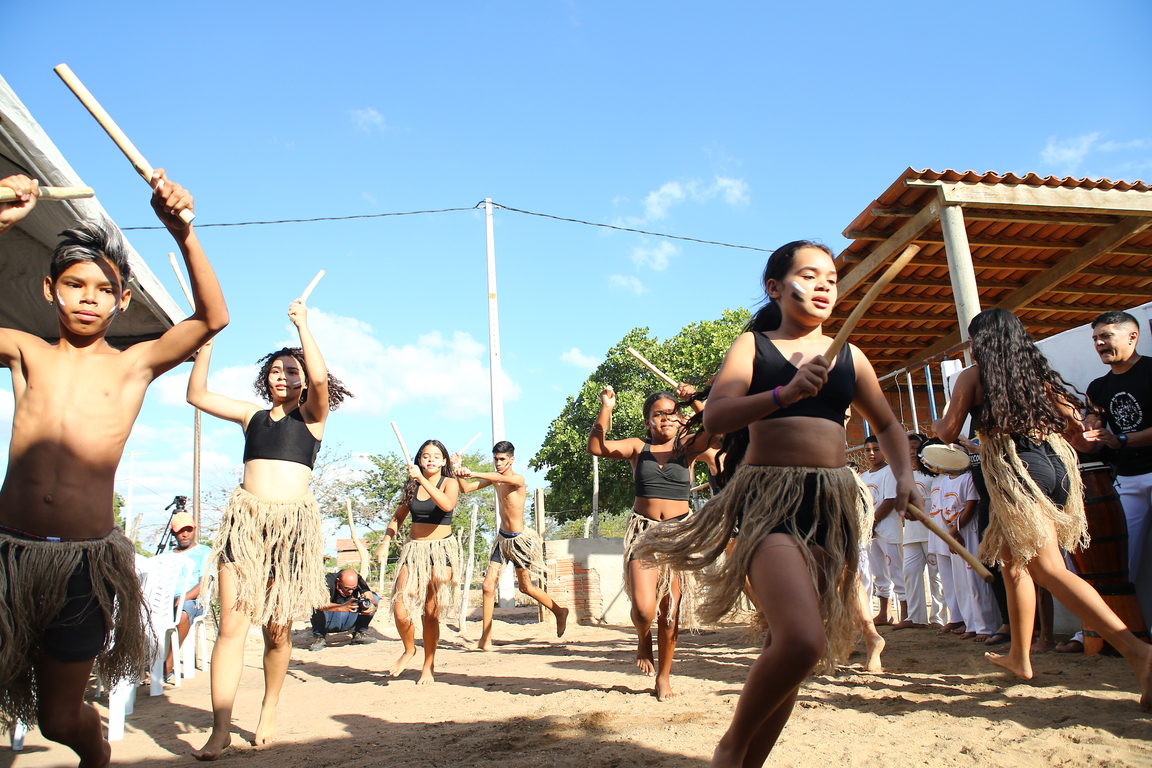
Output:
[
  {"xmin": 608, "ymin": 274, "xmax": 647, "ymax": 295},
  {"xmin": 153, "ymin": 363, "xmax": 259, "ymax": 410},
  {"xmin": 560, "ymin": 347, "xmax": 600, "ymax": 371},
  {"xmin": 1098, "ymin": 139, "xmax": 1151, "ymax": 152},
  {"xmin": 622, "ymin": 175, "xmax": 751, "ymax": 225},
  {"xmin": 1041, "ymin": 132, "xmax": 1100, "ymax": 170},
  {"xmin": 351, "ymin": 108, "xmax": 387, "ymax": 133},
  {"xmin": 631, "ymin": 241, "xmax": 677, "ymax": 272}
]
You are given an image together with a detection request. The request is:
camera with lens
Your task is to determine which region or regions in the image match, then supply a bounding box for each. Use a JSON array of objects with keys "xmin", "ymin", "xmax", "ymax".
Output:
[{"xmin": 353, "ymin": 595, "xmax": 374, "ymax": 612}]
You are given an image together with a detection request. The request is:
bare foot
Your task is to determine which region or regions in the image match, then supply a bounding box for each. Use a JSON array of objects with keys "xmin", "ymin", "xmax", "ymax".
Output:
[
  {"xmin": 192, "ymin": 732, "xmax": 232, "ymax": 761},
  {"xmin": 986, "ymin": 651, "xmax": 1033, "ymax": 680},
  {"xmin": 949, "ymin": 624, "xmax": 968, "ymax": 635},
  {"xmin": 417, "ymin": 668, "xmax": 435, "ymax": 685},
  {"xmin": 892, "ymin": 620, "xmax": 927, "ymax": 630},
  {"xmin": 872, "ymin": 613, "xmax": 894, "ymax": 627},
  {"xmin": 636, "ymin": 645, "xmax": 656, "ymax": 677},
  {"xmin": 472, "ymin": 637, "xmax": 493, "ymax": 652},
  {"xmin": 1055, "ymin": 639, "xmax": 1083, "ymax": 654},
  {"xmin": 388, "ymin": 650, "xmax": 416, "ymax": 677},
  {"xmin": 864, "ymin": 633, "xmax": 885, "ymax": 673},
  {"xmin": 1135, "ymin": 644, "xmax": 1152, "ymax": 711},
  {"xmin": 958, "ymin": 631, "xmax": 977, "ymax": 640},
  {"xmin": 253, "ymin": 708, "xmax": 276, "ymax": 747},
  {"xmin": 655, "ymin": 675, "xmax": 676, "ymax": 701},
  {"xmin": 555, "ymin": 606, "xmax": 569, "ymax": 638},
  {"xmin": 939, "ymin": 622, "xmax": 964, "ymax": 636},
  {"xmin": 1031, "ymin": 637, "xmax": 1056, "ymax": 653},
  {"xmin": 78, "ymin": 738, "xmax": 111, "ymax": 768},
  {"xmin": 973, "ymin": 634, "xmax": 990, "ymax": 643}
]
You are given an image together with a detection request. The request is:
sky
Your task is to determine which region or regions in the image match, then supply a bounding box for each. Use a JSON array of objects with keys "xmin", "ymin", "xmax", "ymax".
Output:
[{"xmin": 2, "ymin": 1, "xmax": 1150, "ymax": 545}]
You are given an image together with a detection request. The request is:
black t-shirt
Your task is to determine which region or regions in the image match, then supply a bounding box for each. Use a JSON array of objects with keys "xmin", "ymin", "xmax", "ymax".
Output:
[
  {"xmin": 1087, "ymin": 355, "xmax": 1152, "ymax": 476},
  {"xmin": 325, "ymin": 572, "xmax": 370, "ymax": 605}
]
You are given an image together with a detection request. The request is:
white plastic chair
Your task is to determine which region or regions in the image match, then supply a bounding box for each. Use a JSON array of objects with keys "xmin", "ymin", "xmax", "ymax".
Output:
[
  {"xmin": 180, "ymin": 574, "xmax": 214, "ymax": 679},
  {"xmin": 140, "ymin": 553, "xmax": 192, "ymax": 696}
]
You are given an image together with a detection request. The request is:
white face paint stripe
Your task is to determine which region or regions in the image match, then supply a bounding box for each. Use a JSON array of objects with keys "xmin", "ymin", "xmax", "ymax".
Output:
[
  {"xmin": 790, "ymin": 280, "xmax": 808, "ymax": 295},
  {"xmin": 56, "ymin": 289, "xmax": 66, "ymax": 307}
]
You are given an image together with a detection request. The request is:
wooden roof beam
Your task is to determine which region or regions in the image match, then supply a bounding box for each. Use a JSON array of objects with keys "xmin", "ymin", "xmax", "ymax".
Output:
[
  {"xmin": 836, "ymin": 198, "xmax": 941, "ymax": 296},
  {"xmin": 844, "ymin": 230, "xmax": 1152, "ymax": 257},
  {"xmin": 884, "ymin": 277, "xmax": 1151, "ymax": 297},
  {"xmin": 870, "ymin": 207, "xmax": 1122, "ymax": 227},
  {"xmin": 905, "ymin": 179, "xmax": 1152, "ymax": 216}
]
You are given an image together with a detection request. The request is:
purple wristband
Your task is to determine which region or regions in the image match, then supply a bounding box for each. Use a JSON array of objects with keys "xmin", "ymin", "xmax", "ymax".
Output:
[{"xmin": 772, "ymin": 386, "xmax": 788, "ymax": 409}]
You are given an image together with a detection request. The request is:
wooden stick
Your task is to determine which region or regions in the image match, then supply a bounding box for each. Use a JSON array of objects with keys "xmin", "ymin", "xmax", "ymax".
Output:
[
  {"xmin": 690, "ymin": 482, "xmax": 710, "ymax": 493},
  {"xmin": 626, "ymin": 347, "xmax": 677, "ymax": 388},
  {"xmin": 823, "ymin": 244, "xmax": 921, "ymax": 362},
  {"xmin": 167, "ymin": 252, "xmax": 195, "ymax": 306},
  {"xmin": 300, "ymin": 270, "xmax": 326, "ymax": 302},
  {"xmin": 459, "ymin": 432, "xmax": 482, "ymax": 455},
  {"xmin": 53, "ymin": 63, "xmax": 194, "ymax": 224},
  {"xmin": 0, "ymin": 185, "xmax": 93, "ymax": 202},
  {"xmin": 906, "ymin": 503, "xmax": 994, "ymax": 583},
  {"xmin": 391, "ymin": 421, "xmax": 413, "ymax": 466}
]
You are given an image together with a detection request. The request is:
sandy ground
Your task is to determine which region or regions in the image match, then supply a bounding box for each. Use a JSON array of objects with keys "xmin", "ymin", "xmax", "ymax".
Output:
[{"xmin": 8, "ymin": 608, "xmax": 1152, "ymax": 768}]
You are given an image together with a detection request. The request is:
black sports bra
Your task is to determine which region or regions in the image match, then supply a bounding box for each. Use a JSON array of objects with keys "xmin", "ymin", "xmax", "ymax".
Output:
[
  {"xmin": 408, "ymin": 476, "xmax": 453, "ymax": 527},
  {"xmin": 633, "ymin": 443, "xmax": 691, "ymax": 501},
  {"xmin": 749, "ymin": 333, "xmax": 855, "ymax": 425},
  {"xmin": 243, "ymin": 408, "xmax": 321, "ymax": 469}
]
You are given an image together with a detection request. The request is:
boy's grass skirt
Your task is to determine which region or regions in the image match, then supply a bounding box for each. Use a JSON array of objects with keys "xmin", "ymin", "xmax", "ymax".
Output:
[
  {"xmin": 392, "ymin": 536, "xmax": 460, "ymax": 622},
  {"xmin": 979, "ymin": 432, "xmax": 1088, "ymax": 567},
  {"xmin": 207, "ymin": 487, "xmax": 327, "ymax": 627},
  {"xmin": 493, "ymin": 527, "xmax": 552, "ymax": 588},
  {"xmin": 624, "ymin": 511, "xmax": 700, "ymax": 632},
  {"xmin": 0, "ymin": 529, "xmax": 151, "ymax": 728},
  {"xmin": 633, "ymin": 464, "xmax": 867, "ymax": 671}
]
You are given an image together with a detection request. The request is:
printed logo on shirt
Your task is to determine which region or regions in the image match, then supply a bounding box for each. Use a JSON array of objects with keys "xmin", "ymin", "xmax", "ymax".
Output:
[{"xmin": 1109, "ymin": 391, "xmax": 1143, "ymax": 433}]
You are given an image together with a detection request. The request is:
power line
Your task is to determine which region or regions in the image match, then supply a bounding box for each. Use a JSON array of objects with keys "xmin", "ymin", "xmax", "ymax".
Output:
[{"xmin": 120, "ymin": 200, "xmax": 772, "ymax": 253}]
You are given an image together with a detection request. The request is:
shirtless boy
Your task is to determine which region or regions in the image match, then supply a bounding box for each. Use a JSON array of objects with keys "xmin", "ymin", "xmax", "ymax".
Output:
[
  {"xmin": 0, "ymin": 171, "xmax": 228, "ymax": 767},
  {"xmin": 455, "ymin": 441, "xmax": 568, "ymax": 650}
]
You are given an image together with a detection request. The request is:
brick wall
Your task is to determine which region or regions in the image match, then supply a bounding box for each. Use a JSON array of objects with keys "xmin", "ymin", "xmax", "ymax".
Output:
[{"xmin": 546, "ymin": 556, "xmax": 603, "ymax": 625}]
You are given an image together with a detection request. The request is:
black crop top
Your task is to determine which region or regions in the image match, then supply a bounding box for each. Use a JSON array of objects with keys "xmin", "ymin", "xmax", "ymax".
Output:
[
  {"xmin": 633, "ymin": 443, "xmax": 691, "ymax": 501},
  {"xmin": 749, "ymin": 333, "xmax": 855, "ymax": 425},
  {"xmin": 243, "ymin": 408, "xmax": 322, "ymax": 469},
  {"xmin": 408, "ymin": 476, "xmax": 453, "ymax": 527}
]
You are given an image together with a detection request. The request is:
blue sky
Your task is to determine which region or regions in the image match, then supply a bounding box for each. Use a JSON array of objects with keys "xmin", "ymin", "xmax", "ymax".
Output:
[{"xmin": 2, "ymin": 1, "xmax": 1150, "ymax": 541}]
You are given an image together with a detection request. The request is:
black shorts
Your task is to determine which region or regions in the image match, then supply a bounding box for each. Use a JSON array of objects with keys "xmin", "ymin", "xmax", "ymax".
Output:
[
  {"xmin": 490, "ymin": 531, "xmax": 528, "ymax": 569},
  {"xmin": 737, "ymin": 472, "xmax": 830, "ymax": 549},
  {"xmin": 44, "ymin": 552, "xmax": 111, "ymax": 663}
]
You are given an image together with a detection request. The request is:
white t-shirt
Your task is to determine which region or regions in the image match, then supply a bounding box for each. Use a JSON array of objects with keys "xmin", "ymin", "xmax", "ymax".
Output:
[
  {"xmin": 928, "ymin": 472, "xmax": 979, "ymax": 555},
  {"xmin": 861, "ymin": 465, "xmax": 902, "ymax": 544},
  {"xmin": 902, "ymin": 471, "xmax": 934, "ymax": 544}
]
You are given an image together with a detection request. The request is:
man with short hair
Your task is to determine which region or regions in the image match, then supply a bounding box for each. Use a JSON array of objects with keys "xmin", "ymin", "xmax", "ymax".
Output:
[
  {"xmin": 1075, "ymin": 310, "xmax": 1152, "ymax": 648},
  {"xmin": 165, "ymin": 511, "xmax": 211, "ymax": 678},
  {"xmin": 309, "ymin": 569, "xmax": 379, "ymax": 650}
]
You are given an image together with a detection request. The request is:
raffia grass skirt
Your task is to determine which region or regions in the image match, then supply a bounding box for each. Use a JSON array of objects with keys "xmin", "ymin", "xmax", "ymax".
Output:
[
  {"xmin": 0, "ymin": 530, "xmax": 151, "ymax": 728},
  {"xmin": 208, "ymin": 487, "xmax": 327, "ymax": 627},
  {"xmin": 633, "ymin": 464, "xmax": 868, "ymax": 671},
  {"xmin": 494, "ymin": 527, "xmax": 552, "ymax": 588},
  {"xmin": 392, "ymin": 536, "xmax": 461, "ymax": 622},
  {"xmin": 624, "ymin": 512, "xmax": 700, "ymax": 632},
  {"xmin": 979, "ymin": 432, "xmax": 1088, "ymax": 567}
]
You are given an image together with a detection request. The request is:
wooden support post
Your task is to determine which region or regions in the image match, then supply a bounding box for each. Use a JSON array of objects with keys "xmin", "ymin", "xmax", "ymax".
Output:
[
  {"xmin": 346, "ymin": 499, "xmax": 371, "ymax": 578},
  {"xmin": 535, "ymin": 488, "xmax": 547, "ymax": 623},
  {"xmin": 940, "ymin": 205, "xmax": 981, "ymax": 365},
  {"xmin": 460, "ymin": 502, "xmax": 479, "ymax": 631},
  {"xmin": 591, "ymin": 455, "xmax": 600, "ymax": 538}
]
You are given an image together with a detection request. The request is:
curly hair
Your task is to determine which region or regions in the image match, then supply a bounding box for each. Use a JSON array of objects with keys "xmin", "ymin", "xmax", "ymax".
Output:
[
  {"xmin": 399, "ymin": 439, "xmax": 456, "ymax": 508},
  {"xmin": 252, "ymin": 347, "xmax": 354, "ymax": 411},
  {"xmin": 968, "ymin": 308, "xmax": 1083, "ymax": 438}
]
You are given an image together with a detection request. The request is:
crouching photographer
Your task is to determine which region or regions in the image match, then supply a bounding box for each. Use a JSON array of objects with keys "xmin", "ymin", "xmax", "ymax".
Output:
[{"xmin": 309, "ymin": 568, "xmax": 379, "ymax": 650}]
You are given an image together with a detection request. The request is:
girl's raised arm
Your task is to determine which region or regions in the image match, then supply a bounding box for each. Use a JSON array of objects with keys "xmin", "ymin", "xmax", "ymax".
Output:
[
  {"xmin": 290, "ymin": 300, "xmax": 330, "ymax": 425},
  {"xmin": 186, "ymin": 339, "xmax": 260, "ymax": 426}
]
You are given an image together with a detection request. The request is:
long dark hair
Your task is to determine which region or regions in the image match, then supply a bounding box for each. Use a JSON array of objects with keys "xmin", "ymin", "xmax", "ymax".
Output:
[
  {"xmin": 707, "ymin": 240, "xmax": 835, "ymax": 487},
  {"xmin": 908, "ymin": 432, "xmax": 937, "ymax": 477},
  {"xmin": 253, "ymin": 347, "xmax": 354, "ymax": 411},
  {"xmin": 399, "ymin": 439, "xmax": 456, "ymax": 508},
  {"xmin": 968, "ymin": 308, "xmax": 1083, "ymax": 437}
]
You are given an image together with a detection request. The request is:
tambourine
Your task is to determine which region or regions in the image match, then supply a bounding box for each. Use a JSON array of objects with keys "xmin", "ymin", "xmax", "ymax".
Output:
[{"xmin": 919, "ymin": 443, "xmax": 977, "ymax": 474}]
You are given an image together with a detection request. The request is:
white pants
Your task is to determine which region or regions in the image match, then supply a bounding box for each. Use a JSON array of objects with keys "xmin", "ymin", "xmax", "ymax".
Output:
[
  {"xmin": 936, "ymin": 552, "xmax": 964, "ymax": 626},
  {"xmin": 868, "ymin": 537, "xmax": 905, "ymax": 601},
  {"xmin": 949, "ymin": 520, "xmax": 999, "ymax": 636},
  {"xmin": 903, "ymin": 541, "xmax": 945, "ymax": 625},
  {"xmin": 1117, "ymin": 471, "xmax": 1152, "ymax": 634}
]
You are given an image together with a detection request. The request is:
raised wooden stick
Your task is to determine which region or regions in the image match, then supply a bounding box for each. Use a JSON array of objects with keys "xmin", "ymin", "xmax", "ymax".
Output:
[
  {"xmin": 0, "ymin": 185, "xmax": 93, "ymax": 202},
  {"xmin": 459, "ymin": 431, "xmax": 482, "ymax": 455},
  {"xmin": 823, "ymin": 244, "xmax": 921, "ymax": 361},
  {"xmin": 167, "ymin": 252, "xmax": 195, "ymax": 306},
  {"xmin": 300, "ymin": 270, "xmax": 326, "ymax": 302},
  {"xmin": 391, "ymin": 421, "xmax": 413, "ymax": 466},
  {"xmin": 53, "ymin": 64, "xmax": 194, "ymax": 224},
  {"xmin": 690, "ymin": 482, "xmax": 710, "ymax": 493},
  {"xmin": 906, "ymin": 503, "xmax": 994, "ymax": 583},
  {"xmin": 626, "ymin": 347, "xmax": 677, "ymax": 388}
]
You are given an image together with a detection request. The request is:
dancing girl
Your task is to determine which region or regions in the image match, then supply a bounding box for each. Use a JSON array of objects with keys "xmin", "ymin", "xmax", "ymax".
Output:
[
  {"xmin": 189, "ymin": 298, "xmax": 352, "ymax": 759},
  {"xmin": 634, "ymin": 240, "xmax": 919, "ymax": 765}
]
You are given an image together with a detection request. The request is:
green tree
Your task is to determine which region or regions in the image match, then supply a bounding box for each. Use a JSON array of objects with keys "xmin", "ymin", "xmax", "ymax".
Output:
[{"xmin": 530, "ymin": 308, "xmax": 749, "ymax": 523}]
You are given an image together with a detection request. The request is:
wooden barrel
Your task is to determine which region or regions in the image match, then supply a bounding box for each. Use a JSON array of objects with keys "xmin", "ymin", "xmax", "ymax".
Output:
[{"xmin": 1070, "ymin": 462, "xmax": 1149, "ymax": 654}]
